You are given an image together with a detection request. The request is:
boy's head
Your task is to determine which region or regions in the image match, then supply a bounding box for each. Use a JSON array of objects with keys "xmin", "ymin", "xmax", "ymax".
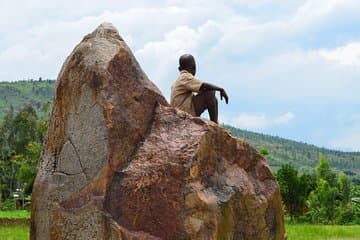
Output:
[{"xmin": 178, "ymin": 54, "xmax": 196, "ymax": 75}]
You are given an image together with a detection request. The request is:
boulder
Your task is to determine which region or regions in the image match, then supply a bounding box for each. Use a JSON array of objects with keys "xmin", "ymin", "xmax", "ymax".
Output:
[{"xmin": 31, "ymin": 22, "xmax": 286, "ymax": 240}]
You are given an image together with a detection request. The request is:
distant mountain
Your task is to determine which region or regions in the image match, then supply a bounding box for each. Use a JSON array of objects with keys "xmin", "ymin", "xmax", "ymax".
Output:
[{"xmin": 1, "ymin": 80, "xmax": 359, "ymax": 178}]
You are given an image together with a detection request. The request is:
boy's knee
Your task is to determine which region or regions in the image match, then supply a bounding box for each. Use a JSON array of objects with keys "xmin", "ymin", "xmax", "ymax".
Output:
[
  {"xmin": 208, "ymin": 90, "xmax": 217, "ymax": 101},
  {"xmin": 204, "ymin": 90, "xmax": 217, "ymax": 106},
  {"xmin": 205, "ymin": 90, "xmax": 216, "ymax": 99}
]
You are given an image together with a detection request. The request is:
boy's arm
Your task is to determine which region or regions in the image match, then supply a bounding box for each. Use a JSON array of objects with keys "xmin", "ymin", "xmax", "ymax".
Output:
[{"xmin": 199, "ymin": 82, "xmax": 229, "ymax": 104}]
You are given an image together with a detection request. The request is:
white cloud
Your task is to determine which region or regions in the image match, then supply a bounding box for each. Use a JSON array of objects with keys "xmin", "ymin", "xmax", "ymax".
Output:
[
  {"xmin": 1, "ymin": 1, "xmax": 359, "ymax": 104},
  {"xmin": 134, "ymin": 20, "xmax": 223, "ymax": 99},
  {"xmin": 135, "ymin": 25, "xmax": 200, "ymax": 98},
  {"xmin": 214, "ymin": 47, "xmax": 360, "ymax": 105},
  {"xmin": 0, "ymin": 3, "xmax": 228, "ymax": 81},
  {"xmin": 1, "ymin": 0, "xmax": 360, "ymax": 150},
  {"xmin": 292, "ymin": 0, "xmax": 341, "ymax": 25},
  {"xmin": 229, "ymin": 113, "xmax": 268, "ymax": 130},
  {"xmin": 274, "ymin": 112, "xmax": 294, "ymax": 124},
  {"xmin": 319, "ymin": 42, "xmax": 360, "ymax": 67},
  {"xmin": 222, "ymin": 112, "xmax": 295, "ymax": 131},
  {"xmin": 290, "ymin": 0, "xmax": 360, "ymax": 32},
  {"xmin": 0, "ymin": 6, "xmax": 198, "ymax": 81}
]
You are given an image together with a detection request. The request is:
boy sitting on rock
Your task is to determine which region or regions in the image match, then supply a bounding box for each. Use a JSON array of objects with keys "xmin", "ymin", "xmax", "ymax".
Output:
[{"xmin": 170, "ymin": 54, "xmax": 229, "ymax": 123}]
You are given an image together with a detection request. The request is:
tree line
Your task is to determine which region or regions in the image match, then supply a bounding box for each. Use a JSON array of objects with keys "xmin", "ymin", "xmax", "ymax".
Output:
[
  {"xmin": 276, "ymin": 153, "xmax": 360, "ymax": 224},
  {"xmin": 0, "ymin": 103, "xmax": 50, "ymax": 208}
]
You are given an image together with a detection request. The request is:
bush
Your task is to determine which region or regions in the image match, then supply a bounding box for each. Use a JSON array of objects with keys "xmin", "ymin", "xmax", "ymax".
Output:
[{"xmin": 0, "ymin": 198, "xmax": 16, "ymax": 211}]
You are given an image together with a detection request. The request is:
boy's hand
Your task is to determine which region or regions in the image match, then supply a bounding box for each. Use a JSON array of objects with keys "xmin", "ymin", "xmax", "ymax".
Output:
[{"xmin": 220, "ymin": 89, "xmax": 229, "ymax": 104}]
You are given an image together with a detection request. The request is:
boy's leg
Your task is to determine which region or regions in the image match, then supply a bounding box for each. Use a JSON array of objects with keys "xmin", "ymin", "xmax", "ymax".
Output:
[{"xmin": 193, "ymin": 90, "xmax": 218, "ymax": 123}]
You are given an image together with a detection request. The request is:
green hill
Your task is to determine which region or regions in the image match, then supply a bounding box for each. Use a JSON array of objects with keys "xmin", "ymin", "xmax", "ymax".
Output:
[
  {"xmin": 224, "ymin": 125, "xmax": 360, "ymax": 177},
  {"xmin": 0, "ymin": 79, "xmax": 55, "ymax": 119},
  {"xmin": 1, "ymin": 80, "xmax": 359, "ymax": 179}
]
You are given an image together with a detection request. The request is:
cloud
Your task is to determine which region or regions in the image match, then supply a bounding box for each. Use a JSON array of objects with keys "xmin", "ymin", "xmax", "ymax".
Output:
[
  {"xmin": 205, "ymin": 47, "xmax": 360, "ymax": 109},
  {"xmin": 1, "ymin": 0, "xmax": 360, "ymax": 150},
  {"xmin": 135, "ymin": 25, "xmax": 199, "ymax": 93},
  {"xmin": 319, "ymin": 42, "xmax": 360, "ymax": 67},
  {"xmin": 0, "ymin": 6, "xmax": 198, "ymax": 81},
  {"xmin": 274, "ymin": 112, "xmax": 294, "ymax": 124},
  {"xmin": 134, "ymin": 20, "xmax": 223, "ymax": 99},
  {"xmin": 1, "ymin": 2, "xmax": 359, "ymax": 103},
  {"xmin": 222, "ymin": 112, "xmax": 294, "ymax": 131}
]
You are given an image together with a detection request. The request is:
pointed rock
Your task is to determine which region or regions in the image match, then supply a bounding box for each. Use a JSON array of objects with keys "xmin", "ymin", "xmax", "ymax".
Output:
[{"xmin": 31, "ymin": 23, "xmax": 285, "ymax": 240}]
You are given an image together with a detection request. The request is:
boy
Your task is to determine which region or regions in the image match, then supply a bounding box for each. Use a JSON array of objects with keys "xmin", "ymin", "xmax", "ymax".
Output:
[{"xmin": 170, "ymin": 54, "xmax": 229, "ymax": 123}]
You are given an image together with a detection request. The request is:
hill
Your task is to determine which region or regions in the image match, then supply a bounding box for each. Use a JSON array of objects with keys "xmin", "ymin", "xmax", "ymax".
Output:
[
  {"xmin": 224, "ymin": 125, "xmax": 360, "ymax": 177},
  {"xmin": 0, "ymin": 80, "xmax": 359, "ymax": 178},
  {"xmin": 0, "ymin": 79, "xmax": 55, "ymax": 119}
]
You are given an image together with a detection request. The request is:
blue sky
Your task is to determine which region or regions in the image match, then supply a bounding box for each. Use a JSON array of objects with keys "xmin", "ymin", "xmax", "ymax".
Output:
[{"xmin": 1, "ymin": 0, "xmax": 359, "ymax": 151}]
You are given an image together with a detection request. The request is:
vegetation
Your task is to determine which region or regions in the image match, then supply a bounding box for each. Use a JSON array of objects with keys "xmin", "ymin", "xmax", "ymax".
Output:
[
  {"xmin": 0, "ymin": 102, "xmax": 50, "ymax": 206},
  {"xmin": 276, "ymin": 155, "xmax": 360, "ymax": 224},
  {"xmin": 0, "ymin": 210, "xmax": 30, "ymax": 219},
  {"xmin": 0, "ymin": 79, "xmax": 55, "ymax": 120},
  {"xmin": 0, "ymin": 210, "xmax": 30, "ymax": 240},
  {"xmin": 1, "ymin": 221, "xmax": 360, "ymax": 240},
  {"xmin": 225, "ymin": 125, "xmax": 360, "ymax": 181},
  {"xmin": 286, "ymin": 223, "xmax": 360, "ymax": 240},
  {"xmin": 0, "ymin": 225, "xmax": 29, "ymax": 240},
  {"xmin": 276, "ymin": 164, "xmax": 315, "ymax": 219}
]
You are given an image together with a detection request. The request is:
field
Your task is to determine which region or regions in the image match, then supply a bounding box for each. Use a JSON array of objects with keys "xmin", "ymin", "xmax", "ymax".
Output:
[
  {"xmin": 0, "ymin": 210, "xmax": 30, "ymax": 219},
  {"xmin": 286, "ymin": 223, "xmax": 360, "ymax": 240},
  {"xmin": 0, "ymin": 225, "xmax": 28, "ymax": 240},
  {"xmin": 1, "ymin": 224, "xmax": 359, "ymax": 239},
  {"xmin": 0, "ymin": 211, "xmax": 359, "ymax": 239},
  {"xmin": 0, "ymin": 210, "xmax": 30, "ymax": 240}
]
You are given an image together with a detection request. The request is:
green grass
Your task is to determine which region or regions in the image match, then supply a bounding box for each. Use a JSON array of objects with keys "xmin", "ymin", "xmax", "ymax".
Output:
[
  {"xmin": 286, "ymin": 223, "xmax": 360, "ymax": 240},
  {"xmin": 0, "ymin": 211, "xmax": 30, "ymax": 240},
  {"xmin": 0, "ymin": 210, "xmax": 30, "ymax": 219},
  {"xmin": 0, "ymin": 214, "xmax": 359, "ymax": 240},
  {"xmin": 0, "ymin": 225, "xmax": 29, "ymax": 240}
]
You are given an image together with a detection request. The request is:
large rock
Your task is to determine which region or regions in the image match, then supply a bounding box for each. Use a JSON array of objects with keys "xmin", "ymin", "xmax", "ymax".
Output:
[{"xmin": 31, "ymin": 23, "xmax": 286, "ymax": 240}]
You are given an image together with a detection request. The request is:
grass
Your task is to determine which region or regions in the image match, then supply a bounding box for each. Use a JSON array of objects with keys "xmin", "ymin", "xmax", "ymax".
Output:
[
  {"xmin": 0, "ymin": 225, "xmax": 29, "ymax": 240},
  {"xmin": 1, "ymin": 223, "xmax": 358, "ymax": 240},
  {"xmin": 0, "ymin": 211, "xmax": 30, "ymax": 240},
  {"xmin": 0, "ymin": 210, "xmax": 30, "ymax": 219},
  {"xmin": 286, "ymin": 223, "xmax": 360, "ymax": 240},
  {"xmin": 0, "ymin": 211, "xmax": 359, "ymax": 240}
]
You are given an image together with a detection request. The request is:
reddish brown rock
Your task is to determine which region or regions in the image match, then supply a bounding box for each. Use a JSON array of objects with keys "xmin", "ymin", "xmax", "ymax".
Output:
[{"xmin": 31, "ymin": 22, "xmax": 286, "ymax": 240}]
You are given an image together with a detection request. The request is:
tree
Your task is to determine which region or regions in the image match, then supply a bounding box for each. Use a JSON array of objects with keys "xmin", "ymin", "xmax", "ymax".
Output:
[
  {"xmin": 259, "ymin": 147, "xmax": 269, "ymax": 157},
  {"xmin": 316, "ymin": 153, "xmax": 336, "ymax": 187},
  {"xmin": 276, "ymin": 164, "xmax": 312, "ymax": 219},
  {"xmin": 0, "ymin": 104, "xmax": 42, "ymax": 201},
  {"xmin": 338, "ymin": 172, "xmax": 351, "ymax": 204},
  {"xmin": 17, "ymin": 142, "xmax": 41, "ymax": 195},
  {"xmin": 317, "ymin": 178, "xmax": 337, "ymax": 223},
  {"xmin": 11, "ymin": 104, "xmax": 38, "ymax": 154},
  {"xmin": 0, "ymin": 109, "xmax": 16, "ymax": 199},
  {"xmin": 306, "ymin": 156, "xmax": 357, "ymax": 224}
]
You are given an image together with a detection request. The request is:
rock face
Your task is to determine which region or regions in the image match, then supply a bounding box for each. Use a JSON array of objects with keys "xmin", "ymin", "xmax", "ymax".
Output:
[{"xmin": 31, "ymin": 23, "xmax": 286, "ymax": 240}]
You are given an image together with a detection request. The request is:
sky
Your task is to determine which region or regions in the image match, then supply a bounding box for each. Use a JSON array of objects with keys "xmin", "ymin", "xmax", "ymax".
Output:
[{"xmin": 1, "ymin": 0, "xmax": 359, "ymax": 151}]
